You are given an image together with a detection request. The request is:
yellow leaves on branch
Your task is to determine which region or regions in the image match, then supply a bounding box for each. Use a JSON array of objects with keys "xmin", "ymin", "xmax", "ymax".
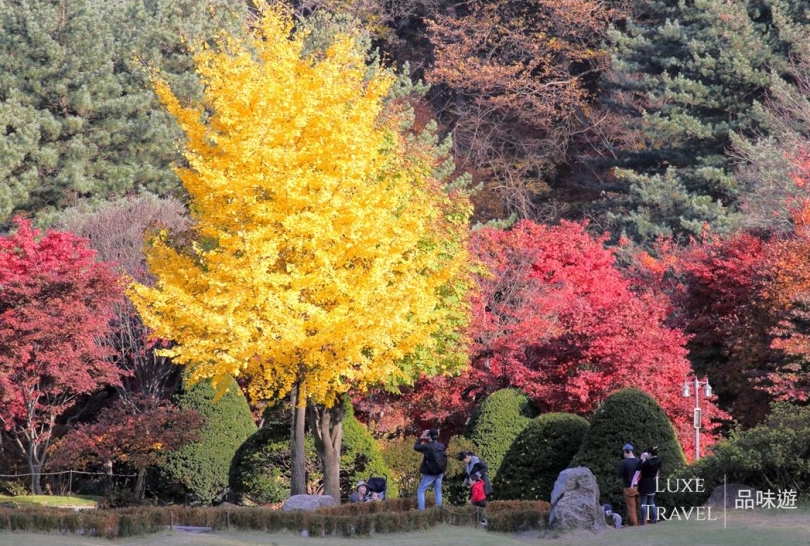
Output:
[{"xmin": 129, "ymin": 2, "xmax": 473, "ymax": 408}]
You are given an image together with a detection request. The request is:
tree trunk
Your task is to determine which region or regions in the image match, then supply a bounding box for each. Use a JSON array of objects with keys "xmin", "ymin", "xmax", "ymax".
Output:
[
  {"xmin": 23, "ymin": 437, "xmax": 43, "ymax": 495},
  {"xmin": 289, "ymin": 381, "xmax": 307, "ymax": 496},
  {"xmin": 134, "ymin": 467, "xmax": 147, "ymax": 500},
  {"xmin": 27, "ymin": 457, "xmax": 42, "ymax": 495},
  {"xmin": 309, "ymin": 400, "xmax": 344, "ymax": 504}
]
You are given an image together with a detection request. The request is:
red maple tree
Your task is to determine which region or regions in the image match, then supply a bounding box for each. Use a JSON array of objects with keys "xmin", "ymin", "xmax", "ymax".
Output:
[
  {"xmin": 363, "ymin": 220, "xmax": 725, "ymax": 458},
  {"xmin": 758, "ymin": 158, "xmax": 810, "ymax": 401},
  {"xmin": 0, "ymin": 218, "xmax": 124, "ymax": 493},
  {"xmin": 47, "ymin": 398, "xmax": 203, "ymax": 498},
  {"xmin": 637, "ymin": 232, "xmax": 774, "ymax": 426}
]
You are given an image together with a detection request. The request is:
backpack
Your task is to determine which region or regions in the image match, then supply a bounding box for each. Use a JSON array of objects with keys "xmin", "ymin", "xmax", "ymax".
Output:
[{"xmin": 424, "ymin": 447, "xmax": 448, "ymax": 475}]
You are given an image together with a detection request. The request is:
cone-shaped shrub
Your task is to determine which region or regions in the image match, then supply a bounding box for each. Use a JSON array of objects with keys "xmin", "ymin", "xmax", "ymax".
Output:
[
  {"xmin": 162, "ymin": 377, "xmax": 257, "ymax": 504},
  {"xmin": 570, "ymin": 388, "xmax": 685, "ymax": 518},
  {"xmin": 466, "ymin": 388, "xmax": 537, "ymax": 478},
  {"xmin": 492, "ymin": 413, "xmax": 589, "ymax": 501},
  {"xmin": 229, "ymin": 405, "xmax": 321, "ymax": 505}
]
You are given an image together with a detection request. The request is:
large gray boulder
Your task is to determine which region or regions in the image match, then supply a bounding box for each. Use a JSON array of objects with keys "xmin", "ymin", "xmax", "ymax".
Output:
[
  {"xmin": 706, "ymin": 483, "xmax": 760, "ymax": 509},
  {"xmin": 548, "ymin": 467, "xmax": 607, "ymax": 533},
  {"xmin": 281, "ymin": 494, "xmax": 337, "ymax": 512}
]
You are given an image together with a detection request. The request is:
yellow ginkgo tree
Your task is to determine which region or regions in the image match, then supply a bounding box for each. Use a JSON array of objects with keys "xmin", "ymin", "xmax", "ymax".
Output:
[{"xmin": 129, "ymin": 2, "xmax": 474, "ymax": 501}]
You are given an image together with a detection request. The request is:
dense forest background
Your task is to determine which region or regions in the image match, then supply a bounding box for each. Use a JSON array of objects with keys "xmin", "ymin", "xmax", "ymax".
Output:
[
  {"xmin": 2, "ymin": 0, "xmax": 810, "ymax": 503},
  {"xmin": 3, "ymin": 0, "xmax": 809, "ymax": 239}
]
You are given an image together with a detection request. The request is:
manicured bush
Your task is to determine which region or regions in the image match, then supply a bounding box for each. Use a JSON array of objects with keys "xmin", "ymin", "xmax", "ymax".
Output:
[
  {"xmin": 493, "ymin": 413, "xmax": 589, "ymax": 501},
  {"xmin": 341, "ymin": 403, "xmax": 399, "ymax": 500},
  {"xmin": 229, "ymin": 409, "xmax": 321, "ymax": 505},
  {"xmin": 485, "ymin": 500, "xmax": 552, "ymax": 532},
  {"xmin": 161, "ymin": 377, "xmax": 257, "ymax": 504},
  {"xmin": 570, "ymin": 388, "xmax": 686, "ymax": 518},
  {"xmin": 466, "ymin": 388, "xmax": 537, "ymax": 479}
]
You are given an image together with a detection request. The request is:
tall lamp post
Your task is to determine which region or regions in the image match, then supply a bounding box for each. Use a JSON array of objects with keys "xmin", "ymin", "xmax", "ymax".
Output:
[{"xmin": 682, "ymin": 377, "xmax": 712, "ymax": 460}]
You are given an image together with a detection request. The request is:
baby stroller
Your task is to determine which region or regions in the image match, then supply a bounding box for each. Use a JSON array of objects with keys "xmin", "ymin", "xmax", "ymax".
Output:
[{"xmin": 366, "ymin": 477, "xmax": 387, "ymax": 500}]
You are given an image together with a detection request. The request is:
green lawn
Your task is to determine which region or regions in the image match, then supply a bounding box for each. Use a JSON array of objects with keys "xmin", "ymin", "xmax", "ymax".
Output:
[
  {"xmin": 0, "ymin": 495, "xmax": 99, "ymax": 509},
  {"xmin": 0, "ymin": 508, "xmax": 806, "ymax": 546}
]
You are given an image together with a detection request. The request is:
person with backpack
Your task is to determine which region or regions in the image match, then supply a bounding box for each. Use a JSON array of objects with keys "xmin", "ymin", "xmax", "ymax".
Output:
[
  {"xmin": 414, "ymin": 428, "xmax": 447, "ymax": 510},
  {"xmin": 617, "ymin": 443, "xmax": 640, "ymax": 526}
]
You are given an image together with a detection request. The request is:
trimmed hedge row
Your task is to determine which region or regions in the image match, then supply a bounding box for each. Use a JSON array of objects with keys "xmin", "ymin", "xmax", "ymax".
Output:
[{"xmin": 0, "ymin": 499, "xmax": 551, "ymax": 538}]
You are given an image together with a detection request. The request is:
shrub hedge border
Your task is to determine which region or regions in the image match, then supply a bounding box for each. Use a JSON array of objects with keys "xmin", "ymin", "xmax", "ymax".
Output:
[{"xmin": 0, "ymin": 499, "xmax": 550, "ymax": 538}]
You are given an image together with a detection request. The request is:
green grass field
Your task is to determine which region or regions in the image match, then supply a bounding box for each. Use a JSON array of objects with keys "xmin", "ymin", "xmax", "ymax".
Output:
[
  {"xmin": 0, "ymin": 495, "xmax": 99, "ymax": 509},
  {"xmin": 0, "ymin": 508, "xmax": 807, "ymax": 546}
]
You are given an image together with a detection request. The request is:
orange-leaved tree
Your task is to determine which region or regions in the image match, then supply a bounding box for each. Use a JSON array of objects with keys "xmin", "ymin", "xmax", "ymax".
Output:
[
  {"xmin": 427, "ymin": 0, "xmax": 630, "ymax": 221},
  {"xmin": 758, "ymin": 148, "xmax": 810, "ymax": 402},
  {"xmin": 129, "ymin": 2, "xmax": 474, "ymax": 502}
]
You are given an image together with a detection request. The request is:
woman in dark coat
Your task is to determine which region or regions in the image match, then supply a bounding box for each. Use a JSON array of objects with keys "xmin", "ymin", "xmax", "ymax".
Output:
[{"xmin": 637, "ymin": 446, "xmax": 662, "ymax": 524}]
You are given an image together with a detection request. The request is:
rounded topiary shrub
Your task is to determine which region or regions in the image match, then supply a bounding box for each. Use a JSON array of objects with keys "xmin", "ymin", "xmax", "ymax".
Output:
[
  {"xmin": 570, "ymin": 388, "xmax": 686, "ymax": 519},
  {"xmin": 341, "ymin": 403, "xmax": 399, "ymax": 500},
  {"xmin": 466, "ymin": 388, "xmax": 537, "ymax": 479},
  {"xmin": 229, "ymin": 406, "xmax": 321, "ymax": 505},
  {"xmin": 161, "ymin": 377, "xmax": 257, "ymax": 504},
  {"xmin": 492, "ymin": 413, "xmax": 589, "ymax": 501}
]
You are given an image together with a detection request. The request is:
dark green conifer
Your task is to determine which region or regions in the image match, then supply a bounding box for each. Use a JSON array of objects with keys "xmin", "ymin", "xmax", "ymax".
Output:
[
  {"xmin": 0, "ymin": 0, "xmax": 246, "ymax": 224},
  {"xmin": 605, "ymin": 0, "xmax": 810, "ymax": 242},
  {"xmin": 162, "ymin": 377, "xmax": 257, "ymax": 504},
  {"xmin": 570, "ymin": 388, "xmax": 685, "ymax": 520}
]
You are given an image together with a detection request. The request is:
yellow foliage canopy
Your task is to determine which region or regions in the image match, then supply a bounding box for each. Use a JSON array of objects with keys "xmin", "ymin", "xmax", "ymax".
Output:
[{"xmin": 129, "ymin": 4, "xmax": 473, "ymax": 407}]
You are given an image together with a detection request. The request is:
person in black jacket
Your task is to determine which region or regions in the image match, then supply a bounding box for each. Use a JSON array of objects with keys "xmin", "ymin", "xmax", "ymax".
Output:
[
  {"xmin": 457, "ymin": 451, "xmax": 493, "ymax": 496},
  {"xmin": 617, "ymin": 443, "xmax": 640, "ymax": 526},
  {"xmin": 414, "ymin": 428, "xmax": 446, "ymax": 510},
  {"xmin": 637, "ymin": 446, "xmax": 662, "ymax": 524}
]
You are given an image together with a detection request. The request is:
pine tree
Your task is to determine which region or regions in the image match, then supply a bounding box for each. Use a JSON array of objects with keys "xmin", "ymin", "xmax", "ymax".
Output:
[
  {"xmin": 0, "ymin": 0, "xmax": 246, "ymax": 224},
  {"xmin": 604, "ymin": 0, "xmax": 810, "ymax": 242}
]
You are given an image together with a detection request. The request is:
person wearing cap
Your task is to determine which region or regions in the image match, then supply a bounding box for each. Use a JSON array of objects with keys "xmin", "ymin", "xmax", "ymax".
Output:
[
  {"xmin": 617, "ymin": 443, "xmax": 640, "ymax": 526},
  {"xmin": 349, "ymin": 480, "xmax": 369, "ymax": 503},
  {"xmin": 414, "ymin": 428, "xmax": 446, "ymax": 510}
]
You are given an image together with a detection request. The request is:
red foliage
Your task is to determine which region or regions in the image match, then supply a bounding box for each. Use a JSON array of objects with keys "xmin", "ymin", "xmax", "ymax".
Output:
[
  {"xmin": 758, "ymin": 197, "xmax": 810, "ymax": 402},
  {"xmin": 364, "ymin": 220, "xmax": 725, "ymax": 459},
  {"xmin": 627, "ymin": 232, "xmax": 773, "ymax": 426},
  {"xmin": 0, "ymin": 218, "xmax": 124, "ymax": 492},
  {"xmin": 47, "ymin": 398, "xmax": 203, "ymax": 473}
]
